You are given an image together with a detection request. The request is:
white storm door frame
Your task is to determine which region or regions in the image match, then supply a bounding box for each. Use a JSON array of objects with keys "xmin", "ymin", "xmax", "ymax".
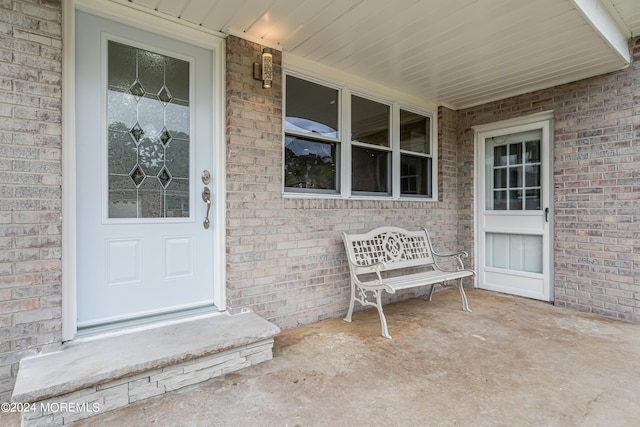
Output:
[
  {"xmin": 62, "ymin": 0, "xmax": 227, "ymax": 340},
  {"xmin": 473, "ymin": 111, "xmax": 554, "ymax": 301}
]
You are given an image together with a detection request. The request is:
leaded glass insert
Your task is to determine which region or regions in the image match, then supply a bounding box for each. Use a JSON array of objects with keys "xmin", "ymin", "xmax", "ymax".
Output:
[
  {"xmin": 130, "ymin": 164, "xmax": 145, "ymax": 187},
  {"xmin": 129, "ymin": 80, "xmax": 145, "ymax": 97},
  {"xmin": 158, "ymin": 85, "xmax": 172, "ymax": 103},
  {"xmin": 157, "ymin": 166, "xmax": 172, "ymax": 189},
  {"xmin": 160, "ymin": 128, "xmax": 172, "ymax": 146},
  {"xmin": 130, "ymin": 123, "xmax": 144, "ymax": 144},
  {"xmin": 108, "ymin": 40, "xmax": 190, "ymax": 219}
]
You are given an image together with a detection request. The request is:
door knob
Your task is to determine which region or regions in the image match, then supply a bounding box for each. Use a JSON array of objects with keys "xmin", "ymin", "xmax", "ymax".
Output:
[{"xmin": 201, "ymin": 170, "xmax": 211, "ymax": 185}]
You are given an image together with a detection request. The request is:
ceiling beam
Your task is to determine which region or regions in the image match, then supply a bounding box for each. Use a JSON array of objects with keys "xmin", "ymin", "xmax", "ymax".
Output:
[{"xmin": 571, "ymin": 0, "xmax": 631, "ymax": 63}]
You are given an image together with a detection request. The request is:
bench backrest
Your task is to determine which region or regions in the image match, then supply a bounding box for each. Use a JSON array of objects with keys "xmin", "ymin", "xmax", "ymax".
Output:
[{"xmin": 342, "ymin": 226, "xmax": 435, "ymax": 275}]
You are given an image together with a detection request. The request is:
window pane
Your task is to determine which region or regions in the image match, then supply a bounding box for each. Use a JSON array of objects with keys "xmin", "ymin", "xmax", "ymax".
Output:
[
  {"xmin": 525, "ymin": 189, "xmax": 541, "ymax": 210},
  {"xmin": 494, "ymin": 168, "xmax": 507, "ymax": 189},
  {"xmin": 525, "ymin": 165, "xmax": 540, "ymax": 187},
  {"xmin": 525, "ymin": 140, "xmax": 540, "ymax": 163},
  {"xmin": 486, "ymin": 233, "xmax": 542, "ymax": 273},
  {"xmin": 493, "ymin": 190, "xmax": 507, "ymax": 210},
  {"xmin": 494, "ymin": 145, "xmax": 508, "ymax": 166},
  {"xmin": 509, "ymin": 143, "xmax": 522, "ymax": 165},
  {"xmin": 509, "ymin": 190, "xmax": 523, "ymax": 210},
  {"xmin": 352, "ymin": 146, "xmax": 389, "ymax": 193},
  {"xmin": 400, "ymin": 110, "xmax": 430, "ymax": 154},
  {"xmin": 401, "ymin": 155, "xmax": 431, "ymax": 196},
  {"xmin": 285, "ymin": 76, "xmax": 338, "ymax": 138},
  {"xmin": 509, "ymin": 166, "xmax": 522, "ymax": 187},
  {"xmin": 351, "ymin": 95, "xmax": 389, "ymax": 147},
  {"xmin": 284, "ymin": 136, "xmax": 337, "ymax": 190}
]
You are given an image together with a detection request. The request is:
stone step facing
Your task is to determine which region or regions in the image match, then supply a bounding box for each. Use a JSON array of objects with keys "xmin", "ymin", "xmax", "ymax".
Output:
[{"xmin": 12, "ymin": 312, "xmax": 280, "ymax": 427}]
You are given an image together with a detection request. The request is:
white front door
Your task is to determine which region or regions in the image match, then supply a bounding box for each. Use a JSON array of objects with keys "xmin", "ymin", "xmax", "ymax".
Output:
[
  {"xmin": 75, "ymin": 11, "xmax": 218, "ymax": 328},
  {"xmin": 476, "ymin": 116, "xmax": 552, "ymax": 301}
]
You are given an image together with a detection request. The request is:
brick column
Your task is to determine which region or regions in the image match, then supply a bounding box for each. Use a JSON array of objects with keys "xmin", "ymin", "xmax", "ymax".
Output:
[{"xmin": 0, "ymin": 0, "xmax": 63, "ymax": 402}]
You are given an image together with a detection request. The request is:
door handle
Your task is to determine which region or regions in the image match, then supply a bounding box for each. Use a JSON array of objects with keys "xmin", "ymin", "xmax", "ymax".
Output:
[
  {"xmin": 202, "ymin": 187, "xmax": 211, "ymax": 229},
  {"xmin": 544, "ymin": 207, "xmax": 549, "ymax": 223}
]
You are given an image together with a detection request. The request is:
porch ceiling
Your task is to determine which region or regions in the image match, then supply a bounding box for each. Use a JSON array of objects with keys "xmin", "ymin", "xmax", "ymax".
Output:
[{"xmin": 119, "ymin": 0, "xmax": 640, "ymax": 109}]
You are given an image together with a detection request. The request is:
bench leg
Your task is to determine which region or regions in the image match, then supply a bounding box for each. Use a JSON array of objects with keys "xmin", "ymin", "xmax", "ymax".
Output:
[
  {"xmin": 457, "ymin": 278, "xmax": 472, "ymax": 312},
  {"xmin": 427, "ymin": 283, "xmax": 436, "ymax": 301},
  {"xmin": 373, "ymin": 289, "xmax": 392, "ymax": 339},
  {"xmin": 344, "ymin": 282, "xmax": 356, "ymax": 323},
  {"xmin": 344, "ymin": 285, "xmax": 392, "ymax": 339}
]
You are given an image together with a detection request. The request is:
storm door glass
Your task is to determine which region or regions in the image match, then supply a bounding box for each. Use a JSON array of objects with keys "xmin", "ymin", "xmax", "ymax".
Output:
[
  {"xmin": 107, "ymin": 41, "xmax": 190, "ymax": 218},
  {"xmin": 485, "ymin": 129, "xmax": 541, "ymax": 211}
]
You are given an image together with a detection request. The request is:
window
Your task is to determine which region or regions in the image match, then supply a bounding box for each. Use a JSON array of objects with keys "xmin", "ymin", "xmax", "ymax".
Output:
[
  {"xmin": 400, "ymin": 109, "xmax": 432, "ymax": 197},
  {"xmin": 284, "ymin": 73, "xmax": 435, "ymax": 199},
  {"xmin": 351, "ymin": 95, "xmax": 391, "ymax": 195},
  {"xmin": 284, "ymin": 75, "xmax": 339, "ymax": 193}
]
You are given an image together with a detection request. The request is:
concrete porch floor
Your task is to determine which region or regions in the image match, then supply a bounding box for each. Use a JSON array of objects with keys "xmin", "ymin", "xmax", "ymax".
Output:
[{"xmin": 5, "ymin": 289, "xmax": 640, "ymax": 426}]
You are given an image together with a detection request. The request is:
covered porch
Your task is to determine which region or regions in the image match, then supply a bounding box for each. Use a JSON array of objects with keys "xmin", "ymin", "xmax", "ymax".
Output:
[
  {"xmin": 1, "ymin": 0, "xmax": 640, "ymax": 424},
  {"xmin": 20, "ymin": 289, "xmax": 640, "ymax": 426}
]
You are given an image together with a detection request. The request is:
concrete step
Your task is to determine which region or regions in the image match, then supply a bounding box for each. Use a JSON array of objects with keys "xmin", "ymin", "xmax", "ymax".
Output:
[{"xmin": 12, "ymin": 312, "xmax": 280, "ymax": 426}]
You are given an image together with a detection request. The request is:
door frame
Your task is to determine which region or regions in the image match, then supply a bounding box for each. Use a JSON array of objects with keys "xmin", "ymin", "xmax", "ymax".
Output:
[
  {"xmin": 62, "ymin": 0, "xmax": 227, "ymax": 341},
  {"xmin": 473, "ymin": 111, "xmax": 554, "ymax": 301}
]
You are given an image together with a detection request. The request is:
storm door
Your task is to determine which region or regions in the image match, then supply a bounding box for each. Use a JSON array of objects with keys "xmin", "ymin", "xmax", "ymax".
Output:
[{"xmin": 476, "ymin": 119, "xmax": 552, "ymax": 301}]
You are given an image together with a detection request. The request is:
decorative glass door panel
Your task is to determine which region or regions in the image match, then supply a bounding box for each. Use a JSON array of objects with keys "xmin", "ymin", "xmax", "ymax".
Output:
[
  {"xmin": 476, "ymin": 119, "xmax": 551, "ymax": 301},
  {"xmin": 108, "ymin": 41, "xmax": 190, "ymax": 219}
]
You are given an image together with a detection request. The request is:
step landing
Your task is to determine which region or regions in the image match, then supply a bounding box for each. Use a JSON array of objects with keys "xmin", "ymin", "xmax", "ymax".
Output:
[{"xmin": 12, "ymin": 312, "xmax": 280, "ymax": 426}]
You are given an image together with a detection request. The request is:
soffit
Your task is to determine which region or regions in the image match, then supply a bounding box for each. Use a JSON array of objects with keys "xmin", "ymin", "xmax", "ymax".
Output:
[{"xmin": 119, "ymin": 0, "xmax": 640, "ymax": 109}]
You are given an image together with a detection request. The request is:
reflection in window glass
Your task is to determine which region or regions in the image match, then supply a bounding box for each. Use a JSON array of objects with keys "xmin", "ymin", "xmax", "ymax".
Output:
[
  {"xmin": 400, "ymin": 110, "xmax": 430, "ymax": 154},
  {"xmin": 351, "ymin": 95, "xmax": 389, "ymax": 147},
  {"xmin": 284, "ymin": 136, "xmax": 337, "ymax": 191},
  {"xmin": 283, "ymin": 74, "xmax": 434, "ymax": 198},
  {"xmin": 352, "ymin": 147, "xmax": 389, "ymax": 194},
  {"xmin": 285, "ymin": 75, "xmax": 338, "ymax": 138},
  {"xmin": 401, "ymin": 155, "xmax": 431, "ymax": 196}
]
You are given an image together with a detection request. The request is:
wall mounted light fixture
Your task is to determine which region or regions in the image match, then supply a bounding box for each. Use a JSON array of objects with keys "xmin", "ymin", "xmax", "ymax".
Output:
[{"xmin": 253, "ymin": 48, "xmax": 273, "ymax": 89}]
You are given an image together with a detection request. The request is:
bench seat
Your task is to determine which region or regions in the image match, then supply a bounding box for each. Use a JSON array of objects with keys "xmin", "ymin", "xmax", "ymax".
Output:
[{"xmin": 362, "ymin": 269, "xmax": 474, "ymax": 292}]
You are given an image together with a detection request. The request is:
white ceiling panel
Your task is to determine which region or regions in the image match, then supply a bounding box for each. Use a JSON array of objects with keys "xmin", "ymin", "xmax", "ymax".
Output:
[
  {"xmin": 155, "ymin": 0, "xmax": 189, "ymax": 18},
  {"xmin": 609, "ymin": 0, "xmax": 640, "ymax": 36},
  {"xmin": 120, "ymin": 0, "xmax": 640, "ymax": 109}
]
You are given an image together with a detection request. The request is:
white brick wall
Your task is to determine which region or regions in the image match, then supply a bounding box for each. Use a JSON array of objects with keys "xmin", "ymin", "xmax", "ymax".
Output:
[{"xmin": 0, "ymin": 0, "xmax": 63, "ymax": 402}]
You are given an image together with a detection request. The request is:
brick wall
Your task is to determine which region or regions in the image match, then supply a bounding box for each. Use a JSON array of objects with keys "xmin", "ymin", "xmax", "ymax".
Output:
[
  {"xmin": 457, "ymin": 37, "xmax": 640, "ymax": 322},
  {"xmin": 0, "ymin": 0, "xmax": 63, "ymax": 402},
  {"xmin": 225, "ymin": 36, "xmax": 464, "ymax": 329}
]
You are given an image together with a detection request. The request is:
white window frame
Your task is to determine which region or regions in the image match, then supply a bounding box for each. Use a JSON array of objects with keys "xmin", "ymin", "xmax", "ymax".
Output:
[{"xmin": 283, "ymin": 70, "xmax": 437, "ymax": 201}]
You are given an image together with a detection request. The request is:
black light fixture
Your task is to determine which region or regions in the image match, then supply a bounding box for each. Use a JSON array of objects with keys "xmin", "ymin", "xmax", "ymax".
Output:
[{"xmin": 253, "ymin": 48, "xmax": 273, "ymax": 89}]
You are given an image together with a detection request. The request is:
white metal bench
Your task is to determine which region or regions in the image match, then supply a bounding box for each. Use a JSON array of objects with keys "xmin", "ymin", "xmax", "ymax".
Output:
[{"xmin": 342, "ymin": 226, "xmax": 475, "ymax": 339}]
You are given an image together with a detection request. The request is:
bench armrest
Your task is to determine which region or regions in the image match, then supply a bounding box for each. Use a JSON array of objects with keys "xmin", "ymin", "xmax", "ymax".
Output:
[
  {"xmin": 432, "ymin": 250, "xmax": 469, "ymax": 272},
  {"xmin": 372, "ymin": 261, "xmax": 387, "ymax": 283}
]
